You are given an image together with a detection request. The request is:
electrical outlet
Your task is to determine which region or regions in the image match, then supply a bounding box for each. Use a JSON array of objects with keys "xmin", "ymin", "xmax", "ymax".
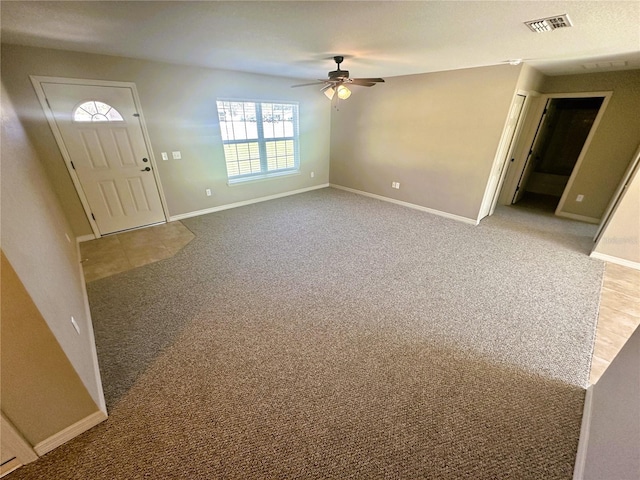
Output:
[
  {"xmin": 161, "ymin": 152, "xmax": 169, "ymax": 161},
  {"xmin": 71, "ymin": 316, "xmax": 80, "ymax": 334},
  {"xmin": 391, "ymin": 181, "xmax": 401, "ymax": 189},
  {"xmin": 172, "ymin": 151, "xmax": 182, "ymax": 160},
  {"xmin": 206, "ymin": 188, "xmax": 212, "ymax": 197},
  {"xmin": 396, "ymin": 182, "xmax": 400, "ymax": 189},
  {"xmin": 310, "ymin": 171, "xmax": 315, "ymax": 178},
  {"xmin": 576, "ymin": 194, "xmax": 584, "ymax": 202}
]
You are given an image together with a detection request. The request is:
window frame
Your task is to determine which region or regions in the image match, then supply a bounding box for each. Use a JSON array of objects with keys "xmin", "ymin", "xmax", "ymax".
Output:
[
  {"xmin": 216, "ymin": 99, "xmax": 300, "ymax": 184},
  {"xmin": 73, "ymin": 100, "xmax": 125, "ymax": 123}
]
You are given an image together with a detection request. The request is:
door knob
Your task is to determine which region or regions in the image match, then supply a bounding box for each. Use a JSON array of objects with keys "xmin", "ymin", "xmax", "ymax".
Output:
[{"xmin": 141, "ymin": 167, "xmax": 151, "ymax": 172}]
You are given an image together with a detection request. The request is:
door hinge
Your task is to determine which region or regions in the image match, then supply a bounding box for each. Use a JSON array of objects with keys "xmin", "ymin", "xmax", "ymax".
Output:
[
  {"xmin": 45, "ymin": 97, "xmax": 51, "ymax": 109},
  {"xmin": 91, "ymin": 213, "xmax": 96, "ymax": 221},
  {"xmin": 515, "ymin": 186, "xmax": 520, "ymax": 191},
  {"xmin": 133, "ymin": 113, "xmax": 140, "ymax": 117},
  {"xmin": 70, "ymin": 161, "xmax": 76, "ymax": 170},
  {"xmin": 543, "ymin": 107, "xmax": 548, "ymax": 114}
]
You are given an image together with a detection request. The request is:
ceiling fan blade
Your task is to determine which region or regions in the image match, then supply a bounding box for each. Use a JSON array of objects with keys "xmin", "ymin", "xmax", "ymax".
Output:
[
  {"xmin": 296, "ymin": 58, "xmax": 385, "ymax": 94},
  {"xmin": 349, "ymin": 80, "xmax": 377, "ymax": 87},
  {"xmin": 291, "ymin": 81, "xmax": 327, "ymax": 88}
]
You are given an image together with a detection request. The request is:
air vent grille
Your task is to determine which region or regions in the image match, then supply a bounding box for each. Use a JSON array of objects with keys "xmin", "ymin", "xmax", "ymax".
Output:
[{"xmin": 525, "ymin": 14, "xmax": 572, "ymax": 33}]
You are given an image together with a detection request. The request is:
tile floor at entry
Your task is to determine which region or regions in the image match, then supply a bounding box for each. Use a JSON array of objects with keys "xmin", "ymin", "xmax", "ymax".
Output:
[
  {"xmin": 79, "ymin": 221, "xmax": 194, "ymax": 283},
  {"xmin": 79, "ymin": 221, "xmax": 639, "ymax": 385}
]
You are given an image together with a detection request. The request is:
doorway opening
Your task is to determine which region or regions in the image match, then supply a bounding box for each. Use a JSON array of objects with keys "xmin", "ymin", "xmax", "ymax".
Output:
[
  {"xmin": 498, "ymin": 92, "xmax": 611, "ymax": 221},
  {"xmin": 512, "ymin": 96, "xmax": 604, "ymax": 213}
]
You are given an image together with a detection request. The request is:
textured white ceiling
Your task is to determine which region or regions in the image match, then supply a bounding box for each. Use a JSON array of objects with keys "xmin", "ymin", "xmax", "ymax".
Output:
[{"xmin": 1, "ymin": 1, "xmax": 639, "ymax": 81}]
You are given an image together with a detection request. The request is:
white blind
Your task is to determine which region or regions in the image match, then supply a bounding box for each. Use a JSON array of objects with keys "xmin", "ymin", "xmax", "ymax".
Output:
[{"xmin": 216, "ymin": 100, "xmax": 299, "ymax": 181}]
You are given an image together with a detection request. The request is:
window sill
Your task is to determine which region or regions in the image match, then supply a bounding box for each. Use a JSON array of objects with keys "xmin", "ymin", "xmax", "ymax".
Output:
[{"xmin": 227, "ymin": 170, "xmax": 300, "ymax": 186}]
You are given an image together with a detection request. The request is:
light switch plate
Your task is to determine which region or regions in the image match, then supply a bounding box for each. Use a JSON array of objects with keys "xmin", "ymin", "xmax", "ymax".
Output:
[
  {"xmin": 172, "ymin": 151, "xmax": 182, "ymax": 160},
  {"xmin": 161, "ymin": 152, "xmax": 169, "ymax": 161}
]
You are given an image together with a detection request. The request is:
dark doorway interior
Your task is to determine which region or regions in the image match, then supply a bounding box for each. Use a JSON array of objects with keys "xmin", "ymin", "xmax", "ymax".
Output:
[
  {"xmin": 514, "ymin": 192, "xmax": 559, "ymax": 214},
  {"xmin": 515, "ymin": 96, "xmax": 604, "ymax": 212}
]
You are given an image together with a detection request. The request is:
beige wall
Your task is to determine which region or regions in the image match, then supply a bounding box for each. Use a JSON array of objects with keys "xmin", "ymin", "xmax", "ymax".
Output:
[
  {"xmin": 329, "ymin": 64, "xmax": 523, "ymax": 220},
  {"xmin": 541, "ymin": 70, "xmax": 640, "ymax": 219},
  {"xmin": 592, "ymin": 158, "xmax": 640, "ymax": 265},
  {"xmin": 1, "ymin": 82, "xmax": 104, "ymax": 409},
  {"xmin": 517, "ymin": 64, "xmax": 545, "ymax": 92},
  {"xmin": 1, "ymin": 253, "xmax": 100, "ymax": 446},
  {"xmin": 1, "ymin": 44, "xmax": 331, "ymax": 237},
  {"xmin": 581, "ymin": 326, "xmax": 640, "ymax": 479}
]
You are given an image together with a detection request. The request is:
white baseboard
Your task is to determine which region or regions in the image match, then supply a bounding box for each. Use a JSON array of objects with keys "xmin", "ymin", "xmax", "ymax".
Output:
[
  {"xmin": 330, "ymin": 184, "xmax": 479, "ymax": 225},
  {"xmin": 169, "ymin": 184, "xmax": 330, "ymax": 222},
  {"xmin": 1, "ymin": 414, "xmax": 38, "ymax": 470},
  {"xmin": 556, "ymin": 211, "xmax": 600, "ymax": 224},
  {"xmin": 573, "ymin": 386, "xmax": 594, "ymax": 480},
  {"xmin": 590, "ymin": 251, "xmax": 640, "ymax": 271},
  {"xmin": 33, "ymin": 410, "xmax": 107, "ymax": 456},
  {"xmin": 76, "ymin": 234, "xmax": 96, "ymax": 243},
  {"xmin": 1, "ymin": 458, "xmax": 24, "ymax": 478}
]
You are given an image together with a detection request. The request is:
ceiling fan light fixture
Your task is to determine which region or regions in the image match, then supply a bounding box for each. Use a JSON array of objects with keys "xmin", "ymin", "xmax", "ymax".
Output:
[
  {"xmin": 291, "ymin": 56, "xmax": 383, "ymax": 99},
  {"xmin": 324, "ymin": 87, "xmax": 335, "ymax": 100},
  {"xmin": 337, "ymin": 84, "xmax": 351, "ymax": 99}
]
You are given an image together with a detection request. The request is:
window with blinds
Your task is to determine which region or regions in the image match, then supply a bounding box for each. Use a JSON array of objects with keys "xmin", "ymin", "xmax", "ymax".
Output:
[{"xmin": 216, "ymin": 100, "xmax": 299, "ymax": 182}]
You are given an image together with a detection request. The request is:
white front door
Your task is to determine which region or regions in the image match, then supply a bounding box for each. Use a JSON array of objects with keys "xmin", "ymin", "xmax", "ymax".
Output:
[{"xmin": 42, "ymin": 83, "xmax": 165, "ymax": 235}]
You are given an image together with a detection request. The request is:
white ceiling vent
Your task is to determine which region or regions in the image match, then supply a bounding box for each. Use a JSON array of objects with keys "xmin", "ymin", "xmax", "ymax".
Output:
[{"xmin": 525, "ymin": 14, "xmax": 573, "ymax": 33}]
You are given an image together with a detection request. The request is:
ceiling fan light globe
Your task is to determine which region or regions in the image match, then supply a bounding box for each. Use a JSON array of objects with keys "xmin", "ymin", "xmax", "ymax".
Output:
[
  {"xmin": 324, "ymin": 87, "xmax": 336, "ymax": 100},
  {"xmin": 337, "ymin": 85, "xmax": 351, "ymax": 99}
]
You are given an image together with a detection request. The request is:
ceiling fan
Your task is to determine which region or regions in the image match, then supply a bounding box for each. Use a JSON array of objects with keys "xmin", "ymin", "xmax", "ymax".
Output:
[{"xmin": 291, "ymin": 56, "xmax": 385, "ymax": 100}]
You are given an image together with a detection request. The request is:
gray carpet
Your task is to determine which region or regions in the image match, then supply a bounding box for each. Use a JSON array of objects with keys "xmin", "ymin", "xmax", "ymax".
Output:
[{"xmin": 12, "ymin": 188, "xmax": 603, "ymax": 479}]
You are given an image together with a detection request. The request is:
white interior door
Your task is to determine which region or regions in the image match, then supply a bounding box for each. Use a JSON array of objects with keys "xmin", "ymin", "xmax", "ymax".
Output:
[
  {"xmin": 42, "ymin": 83, "xmax": 165, "ymax": 235},
  {"xmin": 512, "ymin": 98, "xmax": 554, "ymax": 204},
  {"xmin": 483, "ymin": 94, "xmax": 527, "ymax": 217}
]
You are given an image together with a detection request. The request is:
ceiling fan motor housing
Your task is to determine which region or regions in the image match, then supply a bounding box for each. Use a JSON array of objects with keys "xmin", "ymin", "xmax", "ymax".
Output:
[
  {"xmin": 290, "ymin": 55, "xmax": 383, "ymax": 90},
  {"xmin": 329, "ymin": 69, "xmax": 350, "ymax": 80}
]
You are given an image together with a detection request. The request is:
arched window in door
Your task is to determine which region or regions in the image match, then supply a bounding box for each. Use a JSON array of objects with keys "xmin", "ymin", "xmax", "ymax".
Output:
[{"xmin": 73, "ymin": 101, "xmax": 124, "ymax": 122}]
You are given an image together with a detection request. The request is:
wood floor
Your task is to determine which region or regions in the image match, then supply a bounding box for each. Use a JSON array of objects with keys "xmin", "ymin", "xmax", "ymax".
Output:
[
  {"xmin": 78, "ymin": 220, "xmax": 638, "ymax": 386},
  {"xmin": 589, "ymin": 262, "xmax": 640, "ymax": 384}
]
